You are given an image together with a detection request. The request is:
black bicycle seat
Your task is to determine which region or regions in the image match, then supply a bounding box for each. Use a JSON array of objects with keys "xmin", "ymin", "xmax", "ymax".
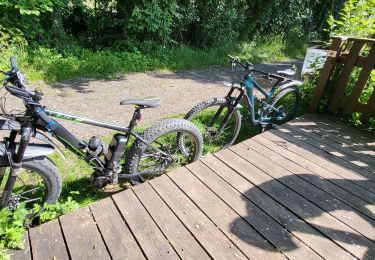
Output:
[
  {"xmin": 277, "ymin": 69, "xmax": 296, "ymax": 76},
  {"xmin": 120, "ymin": 97, "xmax": 161, "ymax": 108}
]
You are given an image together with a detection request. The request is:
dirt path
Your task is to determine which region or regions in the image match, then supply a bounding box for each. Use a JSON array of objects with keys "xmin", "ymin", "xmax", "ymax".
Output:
[{"xmin": 3, "ymin": 60, "xmax": 302, "ymax": 139}]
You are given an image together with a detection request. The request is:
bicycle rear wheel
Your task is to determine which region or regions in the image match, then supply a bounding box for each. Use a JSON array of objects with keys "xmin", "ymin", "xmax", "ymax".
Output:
[
  {"xmin": 183, "ymin": 98, "xmax": 242, "ymax": 154},
  {"xmin": 267, "ymin": 86, "xmax": 301, "ymax": 124}
]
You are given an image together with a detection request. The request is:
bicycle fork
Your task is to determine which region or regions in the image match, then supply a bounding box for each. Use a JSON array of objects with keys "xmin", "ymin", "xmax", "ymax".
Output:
[
  {"xmin": 0, "ymin": 126, "xmax": 32, "ymax": 209},
  {"xmin": 210, "ymin": 87, "xmax": 244, "ymax": 138}
]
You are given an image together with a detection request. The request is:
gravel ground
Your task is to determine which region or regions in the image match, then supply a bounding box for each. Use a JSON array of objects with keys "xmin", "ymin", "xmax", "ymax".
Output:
[{"xmin": 2, "ymin": 60, "xmax": 303, "ymax": 139}]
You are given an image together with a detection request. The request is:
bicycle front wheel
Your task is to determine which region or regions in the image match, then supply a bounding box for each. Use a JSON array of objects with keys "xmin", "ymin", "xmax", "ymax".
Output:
[
  {"xmin": 125, "ymin": 119, "xmax": 203, "ymax": 183},
  {"xmin": 183, "ymin": 98, "xmax": 242, "ymax": 154},
  {"xmin": 0, "ymin": 156, "xmax": 62, "ymax": 215}
]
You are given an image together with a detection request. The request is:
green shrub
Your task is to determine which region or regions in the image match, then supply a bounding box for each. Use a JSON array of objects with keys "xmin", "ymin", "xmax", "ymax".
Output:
[
  {"xmin": 326, "ymin": 0, "xmax": 375, "ymax": 38},
  {"xmin": 0, "ymin": 206, "xmax": 28, "ymax": 252}
]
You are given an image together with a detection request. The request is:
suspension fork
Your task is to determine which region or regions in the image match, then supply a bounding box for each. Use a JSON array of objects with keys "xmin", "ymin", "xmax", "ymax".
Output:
[
  {"xmin": 0, "ymin": 126, "xmax": 32, "ymax": 208},
  {"xmin": 0, "ymin": 131, "xmax": 16, "ymax": 186},
  {"xmin": 207, "ymin": 87, "xmax": 235, "ymax": 127},
  {"xmin": 212, "ymin": 88, "xmax": 244, "ymax": 137}
]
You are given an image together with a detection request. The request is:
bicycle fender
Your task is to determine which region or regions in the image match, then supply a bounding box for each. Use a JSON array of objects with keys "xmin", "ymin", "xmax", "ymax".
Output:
[
  {"xmin": 278, "ymin": 80, "xmax": 303, "ymax": 91},
  {"xmin": 0, "ymin": 143, "xmax": 56, "ymax": 166},
  {"xmin": 32, "ymin": 131, "xmax": 65, "ymax": 160},
  {"xmin": 0, "ymin": 119, "xmax": 21, "ymax": 131}
]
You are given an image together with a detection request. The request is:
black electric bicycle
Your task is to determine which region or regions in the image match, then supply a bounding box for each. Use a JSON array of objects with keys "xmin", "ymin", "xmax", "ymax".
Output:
[
  {"xmin": 0, "ymin": 57, "xmax": 203, "ymax": 212},
  {"xmin": 181, "ymin": 56, "xmax": 302, "ymax": 153}
]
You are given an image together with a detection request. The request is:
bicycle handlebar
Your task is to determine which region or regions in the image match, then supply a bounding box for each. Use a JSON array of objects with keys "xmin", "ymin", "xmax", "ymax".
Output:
[
  {"xmin": 228, "ymin": 55, "xmax": 251, "ymax": 70},
  {"xmin": 227, "ymin": 55, "xmax": 287, "ymax": 82}
]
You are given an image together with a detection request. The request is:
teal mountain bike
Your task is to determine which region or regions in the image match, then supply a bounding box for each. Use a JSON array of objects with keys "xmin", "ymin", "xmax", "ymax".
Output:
[{"xmin": 182, "ymin": 56, "xmax": 302, "ymax": 153}]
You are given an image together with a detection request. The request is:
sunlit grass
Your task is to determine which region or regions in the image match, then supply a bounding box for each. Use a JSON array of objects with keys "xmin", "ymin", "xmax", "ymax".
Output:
[{"xmin": 0, "ymin": 36, "xmax": 307, "ymax": 83}]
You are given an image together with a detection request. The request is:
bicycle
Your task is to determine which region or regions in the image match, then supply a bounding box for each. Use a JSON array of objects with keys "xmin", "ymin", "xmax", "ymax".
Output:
[
  {"xmin": 0, "ymin": 57, "xmax": 203, "ymax": 214},
  {"xmin": 181, "ymin": 55, "xmax": 302, "ymax": 153}
]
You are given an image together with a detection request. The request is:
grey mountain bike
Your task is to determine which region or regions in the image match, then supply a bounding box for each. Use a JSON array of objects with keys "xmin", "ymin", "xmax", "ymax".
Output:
[{"xmin": 0, "ymin": 57, "xmax": 203, "ymax": 214}]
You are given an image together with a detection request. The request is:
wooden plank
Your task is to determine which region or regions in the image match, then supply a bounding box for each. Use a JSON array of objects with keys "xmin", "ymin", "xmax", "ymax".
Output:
[
  {"xmin": 267, "ymin": 126, "xmax": 375, "ymax": 183},
  {"xmin": 309, "ymin": 37, "xmax": 344, "ymax": 112},
  {"xmin": 293, "ymin": 116, "xmax": 375, "ymax": 162},
  {"xmin": 303, "ymin": 114, "xmax": 375, "ymax": 149},
  {"xmin": 295, "ymin": 115, "xmax": 375, "ymax": 157},
  {"xmin": 263, "ymin": 129, "xmax": 375, "ymax": 202},
  {"xmin": 284, "ymin": 121, "xmax": 375, "ymax": 167},
  {"xmin": 239, "ymin": 139, "xmax": 375, "ymax": 240},
  {"xmin": 60, "ymin": 207, "xmax": 111, "ymax": 260},
  {"xmin": 345, "ymin": 37, "xmax": 375, "ymax": 44},
  {"xmin": 150, "ymin": 174, "xmax": 248, "ymax": 259},
  {"xmin": 337, "ymin": 54, "xmax": 375, "ymax": 68},
  {"xmin": 9, "ymin": 232, "xmax": 31, "ymax": 260},
  {"xmin": 200, "ymin": 155, "xmax": 353, "ymax": 259},
  {"xmin": 328, "ymin": 41, "xmax": 365, "ymax": 112},
  {"xmin": 281, "ymin": 123, "xmax": 375, "ymax": 175},
  {"xmin": 28, "ymin": 219, "xmax": 69, "ymax": 260},
  {"xmin": 253, "ymin": 134, "xmax": 375, "ymax": 200},
  {"xmin": 112, "ymin": 190, "xmax": 178, "ymax": 259},
  {"xmin": 362, "ymin": 87, "xmax": 375, "ymax": 121},
  {"xmin": 132, "ymin": 183, "xmax": 211, "ymax": 259},
  {"xmin": 215, "ymin": 148, "xmax": 373, "ymax": 259},
  {"xmin": 89, "ymin": 197, "xmax": 145, "ymax": 260},
  {"xmin": 167, "ymin": 167, "xmax": 286, "ymax": 260},
  {"xmin": 186, "ymin": 161, "xmax": 323, "ymax": 259},
  {"xmin": 344, "ymin": 45, "xmax": 375, "ymax": 115}
]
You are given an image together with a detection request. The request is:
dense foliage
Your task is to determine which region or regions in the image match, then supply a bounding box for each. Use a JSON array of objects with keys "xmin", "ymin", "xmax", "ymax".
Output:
[
  {"xmin": 326, "ymin": 0, "xmax": 375, "ymax": 38},
  {"xmin": 0, "ymin": 0, "xmax": 346, "ymax": 50}
]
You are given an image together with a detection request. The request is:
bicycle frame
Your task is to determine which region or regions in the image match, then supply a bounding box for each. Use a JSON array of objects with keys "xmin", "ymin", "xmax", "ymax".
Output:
[
  {"xmin": 35, "ymin": 108, "xmax": 170, "ymax": 162},
  {"xmin": 241, "ymin": 74, "xmax": 283, "ymax": 124}
]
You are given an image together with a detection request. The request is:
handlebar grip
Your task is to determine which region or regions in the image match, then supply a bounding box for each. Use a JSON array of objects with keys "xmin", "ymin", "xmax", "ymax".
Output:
[{"xmin": 10, "ymin": 57, "xmax": 19, "ymax": 72}]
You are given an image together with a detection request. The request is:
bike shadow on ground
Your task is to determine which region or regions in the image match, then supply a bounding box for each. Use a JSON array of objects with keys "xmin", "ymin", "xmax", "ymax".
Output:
[{"xmin": 230, "ymin": 173, "xmax": 375, "ymax": 258}]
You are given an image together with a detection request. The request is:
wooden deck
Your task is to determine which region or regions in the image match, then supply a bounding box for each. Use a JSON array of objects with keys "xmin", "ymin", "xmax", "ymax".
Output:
[{"xmin": 11, "ymin": 114, "xmax": 375, "ymax": 259}]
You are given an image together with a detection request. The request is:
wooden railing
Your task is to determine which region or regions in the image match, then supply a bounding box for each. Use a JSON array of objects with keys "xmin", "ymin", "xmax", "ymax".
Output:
[{"xmin": 309, "ymin": 36, "xmax": 375, "ymax": 122}]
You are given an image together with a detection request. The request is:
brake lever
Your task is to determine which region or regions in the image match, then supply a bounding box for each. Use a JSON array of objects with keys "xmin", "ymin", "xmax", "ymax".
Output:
[{"xmin": 245, "ymin": 62, "xmax": 254, "ymax": 70}]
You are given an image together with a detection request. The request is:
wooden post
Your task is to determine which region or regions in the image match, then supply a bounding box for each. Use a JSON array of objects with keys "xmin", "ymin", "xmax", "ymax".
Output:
[
  {"xmin": 308, "ymin": 37, "xmax": 346, "ymax": 112},
  {"xmin": 362, "ymin": 90, "xmax": 375, "ymax": 121},
  {"xmin": 328, "ymin": 40, "xmax": 365, "ymax": 112},
  {"xmin": 343, "ymin": 45, "xmax": 375, "ymax": 115}
]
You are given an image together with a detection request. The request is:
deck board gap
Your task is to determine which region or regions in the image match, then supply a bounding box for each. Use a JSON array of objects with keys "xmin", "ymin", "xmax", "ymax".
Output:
[
  {"xmin": 146, "ymin": 181, "xmax": 216, "ymax": 259},
  {"xmin": 57, "ymin": 218, "xmax": 72, "ymax": 260},
  {"xmin": 88, "ymin": 206, "xmax": 113, "ymax": 259},
  {"xmin": 164, "ymin": 173, "xmax": 252, "ymax": 258},
  {"xmin": 109, "ymin": 195, "xmax": 150, "ymax": 260}
]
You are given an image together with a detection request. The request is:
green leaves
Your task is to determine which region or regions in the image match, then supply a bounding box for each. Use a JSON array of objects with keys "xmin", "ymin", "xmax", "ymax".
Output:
[
  {"xmin": 13, "ymin": 0, "xmax": 53, "ymax": 16},
  {"xmin": 129, "ymin": 0, "xmax": 178, "ymax": 45},
  {"xmin": 0, "ymin": 206, "xmax": 28, "ymax": 251},
  {"xmin": 0, "ymin": 197, "xmax": 79, "ymax": 258},
  {"xmin": 326, "ymin": 0, "xmax": 375, "ymax": 37}
]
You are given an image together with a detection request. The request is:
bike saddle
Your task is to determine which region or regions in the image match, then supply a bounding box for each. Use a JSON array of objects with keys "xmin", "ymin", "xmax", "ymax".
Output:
[
  {"xmin": 120, "ymin": 97, "xmax": 161, "ymax": 108},
  {"xmin": 276, "ymin": 69, "xmax": 296, "ymax": 76}
]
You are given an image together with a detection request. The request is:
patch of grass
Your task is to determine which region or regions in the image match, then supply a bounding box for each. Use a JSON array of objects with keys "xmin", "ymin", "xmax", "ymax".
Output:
[{"xmin": 0, "ymin": 37, "xmax": 307, "ymax": 83}]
